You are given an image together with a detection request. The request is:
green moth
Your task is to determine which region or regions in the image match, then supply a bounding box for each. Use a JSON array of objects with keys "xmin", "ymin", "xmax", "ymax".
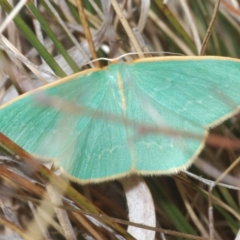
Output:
[{"xmin": 0, "ymin": 56, "xmax": 239, "ymax": 183}]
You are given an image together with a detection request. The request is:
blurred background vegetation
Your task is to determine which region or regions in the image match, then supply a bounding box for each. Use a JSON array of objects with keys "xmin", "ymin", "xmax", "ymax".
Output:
[{"xmin": 0, "ymin": 0, "xmax": 239, "ymax": 239}]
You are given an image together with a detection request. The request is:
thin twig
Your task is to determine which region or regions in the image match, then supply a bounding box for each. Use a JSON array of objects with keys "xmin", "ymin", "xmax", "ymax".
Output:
[
  {"xmin": 110, "ymin": 0, "xmax": 144, "ymax": 57},
  {"xmin": 200, "ymin": 0, "xmax": 220, "ymax": 55},
  {"xmin": 76, "ymin": 0, "xmax": 99, "ymax": 67}
]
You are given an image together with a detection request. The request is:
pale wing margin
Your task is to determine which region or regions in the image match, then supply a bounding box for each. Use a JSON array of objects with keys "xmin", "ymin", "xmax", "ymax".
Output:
[
  {"xmin": 117, "ymin": 62, "xmax": 205, "ymax": 173},
  {"xmin": 58, "ymin": 66, "xmax": 134, "ymax": 181},
  {"xmin": 0, "ymin": 70, "xmax": 107, "ymax": 161},
  {"xmin": 129, "ymin": 58, "xmax": 240, "ymax": 127}
]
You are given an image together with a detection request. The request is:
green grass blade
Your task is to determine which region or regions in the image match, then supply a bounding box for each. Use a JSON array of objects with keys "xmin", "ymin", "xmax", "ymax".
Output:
[
  {"xmin": 0, "ymin": 0, "xmax": 66, "ymax": 77},
  {"xmin": 26, "ymin": 2, "xmax": 80, "ymax": 73},
  {"xmin": 148, "ymin": 178, "xmax": 197, "ymax": 236},
  {"xmin": 153, "ymin": 0, "xmax": 197, "ymax": 54}
]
